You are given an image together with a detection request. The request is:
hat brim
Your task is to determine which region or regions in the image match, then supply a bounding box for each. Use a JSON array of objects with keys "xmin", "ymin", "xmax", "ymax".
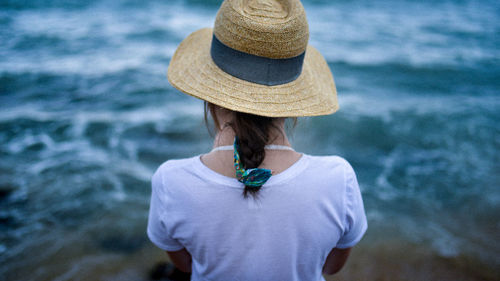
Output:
[{"xmin": 167, "ymin": 28, "xmax": 338, "ymax": 117}]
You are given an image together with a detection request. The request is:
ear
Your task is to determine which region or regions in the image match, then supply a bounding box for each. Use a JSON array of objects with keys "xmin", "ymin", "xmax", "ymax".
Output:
[
  {"xmin": 207, "ymin": 103, "xmax": 222, "ymax": 131},
  {"xmin": 211, "ymin": 104, "xmax": 236, "ymax": 132}
]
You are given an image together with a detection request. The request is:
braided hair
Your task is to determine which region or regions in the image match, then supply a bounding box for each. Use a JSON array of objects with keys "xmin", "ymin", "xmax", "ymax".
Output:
[{"xmin": 205, "ymin": 102, "xmax": 284, "ymax": 198}]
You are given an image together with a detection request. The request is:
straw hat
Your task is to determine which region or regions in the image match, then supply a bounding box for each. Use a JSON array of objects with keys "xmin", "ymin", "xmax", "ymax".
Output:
[{"xmin": 167, "ymin": 0, "xmax": 338, "ymax": 117}]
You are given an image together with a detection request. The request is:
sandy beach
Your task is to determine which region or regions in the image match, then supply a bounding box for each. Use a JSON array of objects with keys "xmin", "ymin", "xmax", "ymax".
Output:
[{"xmin": 4, "ymin": 234, "xmax": 497, "ymax": 281}]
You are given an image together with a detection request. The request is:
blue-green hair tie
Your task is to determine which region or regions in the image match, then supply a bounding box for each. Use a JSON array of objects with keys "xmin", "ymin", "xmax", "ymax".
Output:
[{"xmin": 233, "ymin": 137, "xmax": 272, "ymax": 187}]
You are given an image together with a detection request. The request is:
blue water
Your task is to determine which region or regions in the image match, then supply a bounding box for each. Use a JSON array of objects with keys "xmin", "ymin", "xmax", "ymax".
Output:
[{"xmin": 0, "ymin": 0, "xmax": 499, "ymax": 280}]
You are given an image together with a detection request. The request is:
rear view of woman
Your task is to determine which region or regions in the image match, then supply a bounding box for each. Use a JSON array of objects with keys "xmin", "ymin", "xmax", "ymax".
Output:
[{"xmin": 147, "ymin": 0, "xmax": 367, "ymax": 280}]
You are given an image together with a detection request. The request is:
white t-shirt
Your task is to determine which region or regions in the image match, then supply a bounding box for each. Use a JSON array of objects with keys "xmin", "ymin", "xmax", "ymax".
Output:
[{"xmin": 147, "ymin": 154, "xmax": 367, "ymax": 281}]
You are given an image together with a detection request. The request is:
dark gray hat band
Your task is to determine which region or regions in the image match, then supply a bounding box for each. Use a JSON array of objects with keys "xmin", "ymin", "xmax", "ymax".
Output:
[{"xmin": 210, "ymin": 35, "xmax": 305, "ymax": 86}]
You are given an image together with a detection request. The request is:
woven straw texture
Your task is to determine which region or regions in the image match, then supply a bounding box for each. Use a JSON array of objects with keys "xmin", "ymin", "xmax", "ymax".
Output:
[
  {"xmin": 214, "ymin": 0, "xmax": 309, "ymax": 59},
  {"xmin": 167, "ymin": 0, "xmax": 338, "ymax": 117}
]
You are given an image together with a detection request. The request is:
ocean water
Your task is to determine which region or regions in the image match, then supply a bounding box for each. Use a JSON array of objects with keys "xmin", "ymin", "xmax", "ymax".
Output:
[{"xmin": 0, "ymin": 0, "xmax": 499, "ymax": 280}]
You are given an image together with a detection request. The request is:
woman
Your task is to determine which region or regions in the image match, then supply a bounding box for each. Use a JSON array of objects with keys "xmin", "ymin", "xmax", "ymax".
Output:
[{"xmin": 147, "ymin": 0, "xmax": 367, "ymax": 280}]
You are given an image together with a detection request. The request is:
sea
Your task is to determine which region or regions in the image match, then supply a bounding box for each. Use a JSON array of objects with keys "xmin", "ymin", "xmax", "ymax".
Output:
[{"xmin": 0, "ymin": 0, "xmax": 499, "ymax": 280}]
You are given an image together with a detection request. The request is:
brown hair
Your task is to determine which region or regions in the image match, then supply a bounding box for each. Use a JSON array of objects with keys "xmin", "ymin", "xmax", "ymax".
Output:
[{"xmin": 204, "ymin": 102, "xmax": 294, "ymax": 198}]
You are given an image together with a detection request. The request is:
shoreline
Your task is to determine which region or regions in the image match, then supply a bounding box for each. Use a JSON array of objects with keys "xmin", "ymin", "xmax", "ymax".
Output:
[
  {"xmin": 328, "ymin": 240, "xmax": 498, "ymax": 281},
  {"xmin": 5, "ymin": 239, "xmax": 498, "ymax": 281}
]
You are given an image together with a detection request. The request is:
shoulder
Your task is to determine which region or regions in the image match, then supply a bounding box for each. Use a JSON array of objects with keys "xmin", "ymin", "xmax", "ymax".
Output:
[
  {"xmin": 155, "ymin": 156, "xmax": 199, "ymax": 175},
  {"xmin": 301, "ymin": 154, "xmax": 357, "ymax": 190},
  {"xmin": 152, "ymin": 156, "xmax": 200, "ymax": 190},
  {"xmin": 304, "ymin": 154, "xmax": 353, "ymax": 172},
  {"xmin": 297, "ymin": 154, "xmax": 357, "ymax": 189}
]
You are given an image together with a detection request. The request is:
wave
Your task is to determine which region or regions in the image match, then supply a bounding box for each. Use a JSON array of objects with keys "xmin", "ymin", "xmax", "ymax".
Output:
[
  {"xmin": 1, "ymin": 0, "xmax": 499, "ymax": 279},
  {"xmin": 1, "ymin": 0, "xmax": 498, "ymax": 77}
]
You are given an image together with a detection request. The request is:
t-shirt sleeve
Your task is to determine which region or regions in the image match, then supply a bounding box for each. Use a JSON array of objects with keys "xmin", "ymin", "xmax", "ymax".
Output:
[
  {"xmin": 147, "ymin": 168, "xmax": 184, "ymax": 251},
  {"xmin": 336, "ymin": 161, "xmax": 368, "ymax": 249}
]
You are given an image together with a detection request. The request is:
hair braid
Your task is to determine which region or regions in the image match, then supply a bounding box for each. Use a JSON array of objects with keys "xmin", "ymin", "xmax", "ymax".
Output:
[
  {"xmin": 231, "ymin": 112, "xmax": 274, "ymax": 198},
  {"xmin": 205, "ymin": 102, "xmax": 289, "ymax": 198}
]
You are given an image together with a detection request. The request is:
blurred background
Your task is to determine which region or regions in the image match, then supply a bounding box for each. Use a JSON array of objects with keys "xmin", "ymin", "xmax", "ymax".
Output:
[{"xmin": 0, "ymin": 0, "xmax": 498, "ymax": 280}]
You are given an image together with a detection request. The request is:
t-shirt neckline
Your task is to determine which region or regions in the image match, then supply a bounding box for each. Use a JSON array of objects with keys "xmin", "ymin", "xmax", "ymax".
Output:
[{"xmin": 193, "ymin": 153, "xmax": 310, "ymax": 189}]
